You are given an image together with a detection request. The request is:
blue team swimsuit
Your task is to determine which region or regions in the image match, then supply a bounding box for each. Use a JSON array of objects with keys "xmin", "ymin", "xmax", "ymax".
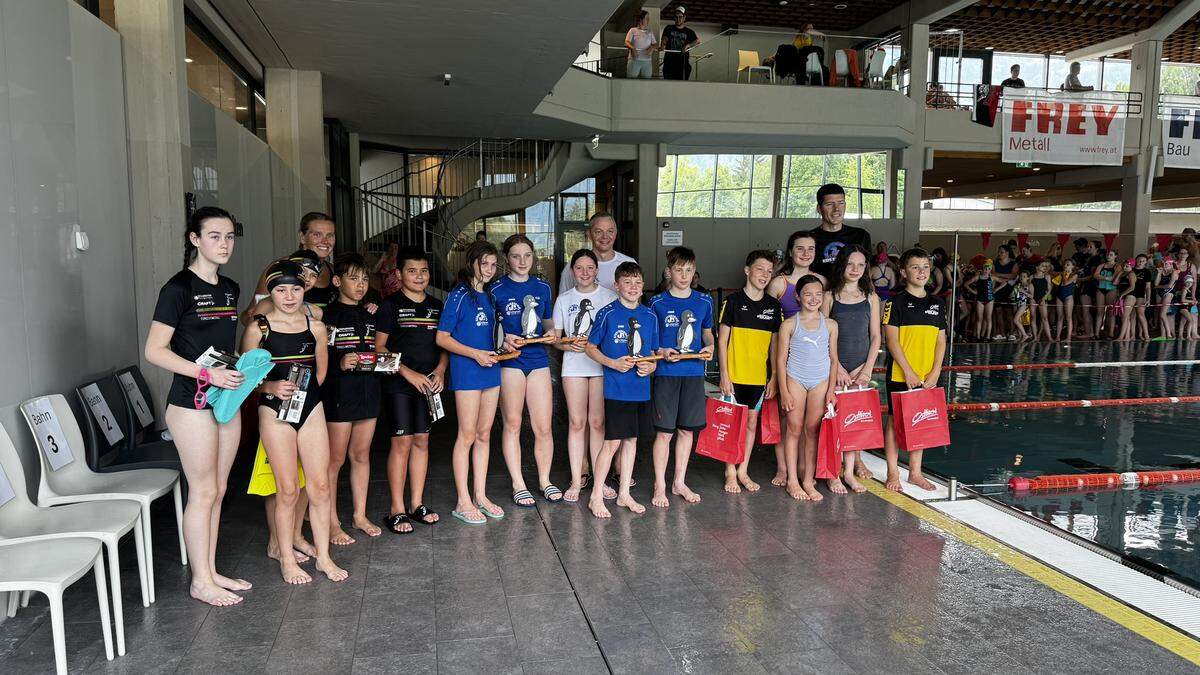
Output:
[
  {"xmin": 488, "ymin": 275, "xmax": 553, "ymax": 375},
  {"xmin": 438, "ymin": 283, "xmax": 502, "ymax": 391}
]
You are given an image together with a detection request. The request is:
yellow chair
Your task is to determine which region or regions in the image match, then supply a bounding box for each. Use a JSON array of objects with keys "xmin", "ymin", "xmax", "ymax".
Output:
[{"xmin": 736, "ymin": 50, "xmax": 774, "ymax": 84}]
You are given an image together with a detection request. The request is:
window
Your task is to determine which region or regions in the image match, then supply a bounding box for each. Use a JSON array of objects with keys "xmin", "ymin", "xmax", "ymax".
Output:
[
  {"xmin": 184, "ymin": 11, "xmax": 265, "ymax": 136},
  {"xmin": 656, "ymin": 154, "xmax": 773, "ymax": 218},
  {"xmin": 1101, "ymin": 59, "xmax": 1131, "ymax": 92},
  {"xmin": 1161, "ymin": 62, "xmax": 1200, "ymax": 96},
  {"xmin": 779, "ymin": 152, "xmax": 889, "ymax": 219},
  {"xmin": 991, "ymin": 53, "xmax": 1046, "ymax": 88}
]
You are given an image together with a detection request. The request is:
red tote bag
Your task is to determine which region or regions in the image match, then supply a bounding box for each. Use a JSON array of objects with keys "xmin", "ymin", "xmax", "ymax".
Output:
[
  {"xmin": 814, "ymin": 415, "xmax": 842, "ymax": 479},
  {"xmin": 889, "ymin": 386, "xmax": 950, "ymax": 451},
  {"xmin": 696, "ymin": 396, "xmax": 748, "ymax": 464},
  {"xmin": 758, "ymin": 397, "xmax": 781, "ymax": 446},
  {"xmin": 834, "ymin": 388, "xmax": 884, "ymax": 451}
]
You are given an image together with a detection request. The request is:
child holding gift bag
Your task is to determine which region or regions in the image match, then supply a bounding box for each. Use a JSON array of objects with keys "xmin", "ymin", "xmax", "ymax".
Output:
[
  {"xmin": 776, "ymin": 275, "xmax": 839, "ymax": 502},
  {"xmin": 882, "ymin": 248, "xmax": 947, "ymax": 493},
  {"xmin": 822, "ymin": 245, "xmax": 881, "ymax": 494}
]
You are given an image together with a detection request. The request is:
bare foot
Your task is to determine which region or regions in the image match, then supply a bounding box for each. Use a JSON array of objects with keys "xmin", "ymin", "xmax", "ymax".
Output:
[
  {"xmin": 854, "ymin": 461, "xmax": 872, "ymax": 479},
  {"xmin": 266, "ymin": 543, "xmax": 309, "ymax": 564},
  {"xmin": 737, "ymin": 473, "xmax": 760, "ymax": 492},
  {"xmin": 843, "ymin": 475, "xmax": 867, "ymax": 493},
  {"xmin": 589, "ymin": 499, "xmax": 611, "ymax": 519},
  {"xmin": 564, "ymin": 485, "xmax": 581, "ymax": 503},
  {"xmin": 724, "ymin": 474, "xmax": 742, "ymax": 494},
  {"xmin": 294, "ymin": 537, "xmax": 317, "ymax": 558},
  {"xmin": 329, "ymin": 526, "xmax": 356, "ymax": 546},
  {"xmin": 908, "ymin": 473, "xmax": 936, "ymax": 491},
  {"xmin": 315, "ymin": 557, "xmax": 349, "ymax": 582},
  {"xmin": 190, "ymin": 582, "xmax": 242, "ymax": 607},
  {"xmin": 617, "ymin": 495, "xmax": 646, "ymax": 514},
  {"xmin": 280, "ymin": 562, "xmax": 312, "ymax": 585},
  {"xmin": 885, "ymin": 473, "xmax": 903, "ymax": 492},
  {"xmin": 477, "ymin": 499, "xmax": 504, "ymax": 519},
  {"xmin": 786, "ymin": 481, "xmax": 807, "ymax": 501},
  {"xmin": 771, "ymin": 472, "xmax": 788, "ymax": 487},
  {"xmin": 212, "ymin": 573, "xmax": 252, "ymax": 592},
  {"xmin": 827, "ymin": 477, "xmax": 847, "ymax": 495},
  {"xmin": 353, "ymin": 515, "xmax": 382, "ymax": 537},
  {"xmin": 651, "ymin": 487, "xmax": 670, "ymax": 508},
  {"xmin": 802, "ymin": 481, "xmax": 824, "ymax": 502},
  {"xmin": 672, "ymin": 483, "xmax": 701, "ymax": 503}
]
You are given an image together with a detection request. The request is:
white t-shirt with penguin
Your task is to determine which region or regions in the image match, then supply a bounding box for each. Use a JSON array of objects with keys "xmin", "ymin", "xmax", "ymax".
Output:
[{"xmin": 553, "ymin": 285, "xmax": 618, "ymax": 377}]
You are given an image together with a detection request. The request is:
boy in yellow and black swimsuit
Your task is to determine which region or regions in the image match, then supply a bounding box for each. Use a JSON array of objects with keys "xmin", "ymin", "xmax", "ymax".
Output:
[{"xmin": 882, "ymin": 247, "xmax": 947, "ymax": 493}]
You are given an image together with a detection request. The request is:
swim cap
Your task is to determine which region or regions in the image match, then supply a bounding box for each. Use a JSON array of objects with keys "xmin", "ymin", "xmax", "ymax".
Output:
[
  {"xmin": 288, "ymin": 249, "xmax": 322, "ymax": 276},
  {"xmin": 983, "ymin": 258, "xmax": 994, "ymax": 267},
  {"xmin": 266, "ymin": 260, "xmax": 306, "ymax": 291}
]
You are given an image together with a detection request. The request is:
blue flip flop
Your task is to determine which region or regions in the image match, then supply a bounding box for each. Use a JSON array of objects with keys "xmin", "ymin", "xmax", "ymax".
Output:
[
  {"xmin": 451, "ymin": 509, "xmax": 486, "ymax": 525},
  {"xmin": 208, "ymin": 349, "xmax": 274, "ymax": 424}
]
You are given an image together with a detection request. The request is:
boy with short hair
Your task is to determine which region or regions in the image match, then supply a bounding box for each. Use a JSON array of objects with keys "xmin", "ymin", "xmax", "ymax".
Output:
[
  {"xmin": 648, "ymin": 247, "xmax": 713, "ymax": 508},
  {"xmin": 586, "ymin": 261, "xmax": 659, "ymax": 518},
  {"xmin": 375, "ymin": 248, "xmax": 448, "ymax": 532},
  {"xmin": 717, "ymin": 250, "xmax": 783, "ymax": 493},
  {"xmin": 882, "ymin": 247, "xmax": 947, "ymax": 492}
]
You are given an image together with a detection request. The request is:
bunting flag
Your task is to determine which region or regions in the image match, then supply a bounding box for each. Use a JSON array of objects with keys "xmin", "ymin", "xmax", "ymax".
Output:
[
  {"xmin": 1056, "ymin": 233, "xmax": 1071, "ymax": 248},
  {"xmin": 1102, "ymin": 232, "xmax": 1117, "ymax": 251},
  {"xmin": 981, "ymin": 232, "xmax": 992, "ymax": 251},
  {"xmin": 1156, "ymin": 233, "xmax": 1175, "ymax": 252},
  {"xmin": 1017, "ymin": 233, "xmax": 1029, "ymax": 251}
]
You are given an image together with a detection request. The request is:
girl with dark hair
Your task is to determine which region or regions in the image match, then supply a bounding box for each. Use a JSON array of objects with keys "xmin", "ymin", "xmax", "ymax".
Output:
[
  {"xmin": 436, "ymin": 240, "xmax": 504, "ymax": 524},
  {"xmin": 553, "ymin": 248, "xmax": 619, "ymax": 503},
  {"xmin": 145, "ymin": 206, "xmax": 250, "ymax": 605},
  {"xmin": 490, "ymin": 234, "xmax": 559, "ymax": 506},
  {"xmin": 822, "ymin": 245, "xmax": 880, "ymax": 492},
  {"xmin": 1093, "ymin": 249, "xmax": 1120, "ymax": 338},
  {"xmin": 769, "ymin": 231, "xmax": 826, "ymax": 319}
]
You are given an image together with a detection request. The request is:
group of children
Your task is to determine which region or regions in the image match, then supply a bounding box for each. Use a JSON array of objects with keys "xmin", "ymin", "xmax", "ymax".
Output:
[{"xmin": 146, "ymin": 195, "xmax": 948, "ymax": 606}]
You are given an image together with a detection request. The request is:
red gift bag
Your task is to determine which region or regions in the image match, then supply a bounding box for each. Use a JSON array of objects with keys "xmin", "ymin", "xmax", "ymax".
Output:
[
  {"xmin": 889, "ymin": 386, "xmax": 950, "ymax": 451},
  {"xmin": 814, "ymin": 416, "xmax": 842, "ymax": 479},
  {"xmin": 758, "ymin": 397, "xmax": 781, "ymax": 445},
  {"xmin": 835, "ymin": 388, "xmax": 884, "ymax": 451},
  {"xmin": 696, "ymin": 397, "xmax": 748, "ymax": 464}
]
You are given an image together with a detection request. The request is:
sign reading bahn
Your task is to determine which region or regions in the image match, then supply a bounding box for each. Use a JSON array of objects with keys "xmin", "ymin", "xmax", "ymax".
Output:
[{"xmin": 1001, "ymin": 89, "xmax": 1126, "ymax": 166}]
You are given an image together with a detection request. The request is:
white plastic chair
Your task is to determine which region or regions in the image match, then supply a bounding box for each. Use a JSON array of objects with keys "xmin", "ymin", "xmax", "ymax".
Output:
[
  {"xmin": 736, "ymin": 49, "xmax": 774, "ymax": 83},
  {"xmin": 0, "ymin": 537, "xmax": 115, "ymax": 674},
  {"xmin": 0, "ymin": 423, "xmax": 143, "ymax": 654},
  {"xmin": 866, "ymin": 49, "xmax": 886, "ymax": 88},
  {"xmin": 805, "ymin": 52, "xmax": 824, "ymax": 85},
  {"xmin": 834, "ymin": 50, "xmax": 850, "ymax": 86},
  {"xmin": 20, "ymin": 395, "xmax": 184, "ymax": 605}
]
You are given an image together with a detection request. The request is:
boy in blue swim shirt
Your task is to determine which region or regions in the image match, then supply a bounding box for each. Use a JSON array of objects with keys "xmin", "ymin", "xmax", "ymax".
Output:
[
  {"xmin": 648, "ymin": 246, "xmax": 713, "ymax": 508},
  {"xmin": 585, "ymin": 261, "xmax": 658, "ymax": 518}
]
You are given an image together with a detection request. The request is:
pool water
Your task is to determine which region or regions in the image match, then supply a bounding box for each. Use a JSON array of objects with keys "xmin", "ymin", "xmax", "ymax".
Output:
[{"xmin": 918, "ymin": 340, "xmax": 1200, "ymax": 587}]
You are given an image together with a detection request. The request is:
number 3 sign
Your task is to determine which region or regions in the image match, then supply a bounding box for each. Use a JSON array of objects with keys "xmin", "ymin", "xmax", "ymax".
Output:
[{"xmin": 27, "ymin": 398, "xmax": 74, "ymax": 471}]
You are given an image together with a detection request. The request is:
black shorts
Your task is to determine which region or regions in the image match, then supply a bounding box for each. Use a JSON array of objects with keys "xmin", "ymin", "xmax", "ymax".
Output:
[
  {"xmin": 388, "ymin": 392, "xmax": 432, "ymax": 437},
  {"xmin": 168, "ymin": 374, "xmax": 208, "ymax": 410},
  {"xmin": 731, "ymin": 384, "xmax": 765, "ymax": 409},
  {"xmin": 604, "ymin": 399, "xmax": 653, "ymax": 441},
  {"xmin": 652, "ymin": 376, "xmax": 707, "ymax": 432},
  {"xmin": 885, "ymin": 379, "xmax": 913, "ymax": 403},
  {"xmin": 323, "ymin": 381, "xmax": 381, "ymax": 423}
]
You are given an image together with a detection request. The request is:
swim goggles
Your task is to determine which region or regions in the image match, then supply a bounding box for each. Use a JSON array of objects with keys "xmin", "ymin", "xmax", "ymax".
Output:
[{"xmin": 194, "ymin": 367, "xmax": 210, "ymax": 410}]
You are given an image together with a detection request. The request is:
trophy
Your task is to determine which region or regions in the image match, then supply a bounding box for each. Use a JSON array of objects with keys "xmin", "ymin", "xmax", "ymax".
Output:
[
  {"xmin": 559, "ymin": 298, "xmax": 593, "ymax": 345},
  {"xmin": 493, "ymin": 310, "xmax": 521, "ymax": 361},
  {"xmin": 513, "ymin": 294, "xmax": 555, "ymax": 347},
  {"xmin": 628, "ymin": 317, "xmax": 662, "ymax": 363},
  {"xmin": 672, "ymin": 309, "xmax": 709, "ymax": 361}
]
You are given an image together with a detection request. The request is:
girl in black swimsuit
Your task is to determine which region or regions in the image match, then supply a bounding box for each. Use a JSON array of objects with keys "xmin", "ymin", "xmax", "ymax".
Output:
[{"xmin": 242, "ymin": 260, "xmax": 349, "ymax": 586}]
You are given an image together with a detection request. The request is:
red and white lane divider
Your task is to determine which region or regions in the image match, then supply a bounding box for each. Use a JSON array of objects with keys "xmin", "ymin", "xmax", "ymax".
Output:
[
  {"xmin": 948, "ymin": 395, "xmax": 1200, "ymax": 413},
  {"xmin": 1009, "ymin": 469, "xmax": 1200, "ymax": 492},
  {"xmin": 873, "ymin": 359, "xmax": 1200, "ymax": 374}
]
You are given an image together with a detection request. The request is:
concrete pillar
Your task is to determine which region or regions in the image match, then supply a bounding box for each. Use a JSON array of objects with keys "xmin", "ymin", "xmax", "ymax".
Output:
[
  {"xmin": 114, "ymin": 0, "xmax": 190, "ymax": 405},
  {"xmin": 885, "ymin": 148, "xmax": 901, "ymax": 219},
  {"xmin": 635, "ymin": 143, "xmax": 660, "ymax": 276},
  {"xmin": 266, "ymin": 68, "xmax": 325, "ymax": 257},
  {"xmin": 900, "ymin": 23, "xmax": 930, "ymax": 246},
  {"xmin": 1120, "ymin": 40, "xmax": 1163, "ymax": 248}
]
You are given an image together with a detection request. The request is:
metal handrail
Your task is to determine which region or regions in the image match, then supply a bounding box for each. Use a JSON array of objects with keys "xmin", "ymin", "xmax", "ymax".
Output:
[{"xmin": 928, "ymin": 82, "xmax": 1144, "ymax": 116}]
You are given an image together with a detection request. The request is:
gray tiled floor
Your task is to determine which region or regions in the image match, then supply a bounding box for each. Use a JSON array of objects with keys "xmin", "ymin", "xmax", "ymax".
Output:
[{"xmin": 2, "ymin": 421, "xmax": 1197, "ymax": 674}]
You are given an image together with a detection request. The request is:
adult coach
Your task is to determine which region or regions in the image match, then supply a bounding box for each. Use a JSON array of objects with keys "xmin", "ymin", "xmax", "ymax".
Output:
[
  {"xmin": 251, "ymin": 212, "xmax": 338, "ymax": 308},
  {"xmin": 559, "ymin": 212, "xmax": 636, "ymax": 293},
  {"xmin": 809, "ymin": 184, "xmax": 871, "ymax": 278}
]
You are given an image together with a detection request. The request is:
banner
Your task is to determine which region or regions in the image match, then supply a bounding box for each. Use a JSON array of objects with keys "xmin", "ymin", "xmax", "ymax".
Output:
[
  {"xmin": 1056, "ymin": 233, "xmax": 1071, "ymax": 248},
  {"xmin": 1002, "ymin": 90, "xmax": 1126, "ymax": 166},
  {"xmin": 1161, "ymin": 96, "xmax": 1200, "ymax": 169}
]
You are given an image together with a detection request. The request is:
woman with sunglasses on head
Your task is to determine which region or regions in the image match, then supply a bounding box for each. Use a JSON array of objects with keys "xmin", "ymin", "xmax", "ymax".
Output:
[{"xmin": 144, "ymin": 206, "xmax": 249, "ymax": 607}]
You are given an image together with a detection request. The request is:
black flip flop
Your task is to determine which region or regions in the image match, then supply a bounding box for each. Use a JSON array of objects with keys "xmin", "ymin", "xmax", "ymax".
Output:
[
  {"xmin": 409, "ymin": 504, "xmax": 439, "ymax": 525},
  {"xmin": 384, "ymin": 512, "xmax": 413, "ymax": 534}
]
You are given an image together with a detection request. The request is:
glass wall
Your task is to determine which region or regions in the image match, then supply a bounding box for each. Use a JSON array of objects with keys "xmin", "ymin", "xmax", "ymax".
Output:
[
  {"xmin": 657, "ymin": 155, "xmax": 773, "ymax": 219},
  {"xmin": 184, "ymin": 12, "xmax": 265, "ymax": 136},
  {"xmin": 779, "ymin": 152, "xmax": 887, "ymax": 219}
]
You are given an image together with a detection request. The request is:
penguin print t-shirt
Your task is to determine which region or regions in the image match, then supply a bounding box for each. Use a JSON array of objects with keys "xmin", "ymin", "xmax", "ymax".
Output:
[
  {"xmin": 554, "ymin": 285, "xmax": 617, "ymax": 377},
  {"xmin": 487, "ymin": 275, "xmax": 553, "ymax": 371},
  {"xmin": 437, "ymin": 284, "xmax": 501, "ymax": 391},
  {"xmin": 648, "ymin": 289, "xmax": 714, "ymax": 377},
  {"xmin": 588, "ymin": 301, "xmax": 659, "ymax": 401}
]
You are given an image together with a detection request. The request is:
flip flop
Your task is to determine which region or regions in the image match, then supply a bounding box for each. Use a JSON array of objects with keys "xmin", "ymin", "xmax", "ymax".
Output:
[
  {"xmin": 580, "ymin": 473, "xmax": 592, "ymax": 489},
  {"xmin": 384, "ymin": 512, "xmax": 413, "ymax": 534},
  {"xmin": 542, "ymin": 485, "xmax": 563, "ymax": 502},
  {"xmin": 480, "ymin": 503, "xmax": 505, "ymax": 520},
  {"xmin": 512, "ymin": 490, "xmax": 536, "ymax": 508},
  {"xmin": 451, "ymin": 509, "xmax": 486, "ymax": 525},
  {"xmin": 409, "ymin": 504, "xmax": 438, "ymax": 525},
  {"xmin": 562, "ymin": 487, "xmax": 580, "ymax": 504},
  {"xmin": 209, "ymin": 349, "xmax": 274, "ymax": 424}
]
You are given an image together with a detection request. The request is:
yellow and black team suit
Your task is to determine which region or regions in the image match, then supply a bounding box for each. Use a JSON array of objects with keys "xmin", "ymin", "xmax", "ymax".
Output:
[{"xmin": 882, "ymin": 289, "xmax": 947, "ymax": 397}]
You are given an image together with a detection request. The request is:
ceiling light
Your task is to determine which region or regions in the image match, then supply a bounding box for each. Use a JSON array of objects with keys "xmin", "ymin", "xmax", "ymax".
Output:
[
  {"xmin": 184, "ymin": 57, "xmax": 194, "ymax": 63},
  {"xmin": 947, "ymin": 179, "xmax": 955, "ymax": 183},
  {"xmin": 987, "ymin": 173, "xmax": 995, "ymax": 178},
  {"xmin": 985, "ymin": 46, "xmax": 994, "ymax": 50},
  {"xmin": 1055, "ymin": 50, "xmax": 1064, "ymax": 54},
  {"xmin": 1032, "ymin": 167, "xmax": 1041, "ymax": 171},
  {"xmin": 834, "ymin": 3, "xmax": 847, "ymax": 8},
  {"xmin": 235, "ymin": 106, "xmax": 248, "ymax": 110},
  {"xmin": 779, "ymin": 0, "xmax": 787, "ymax": 5},
  {"xmin": 944, "ymin": 28, "xmax": 960, "ymax": 33},
  {"xmin": 1025, "ymin": 192, "xmax": 1032, "ymax": 195}
]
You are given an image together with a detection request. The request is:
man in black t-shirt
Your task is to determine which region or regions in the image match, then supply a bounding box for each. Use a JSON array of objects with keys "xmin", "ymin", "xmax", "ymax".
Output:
[
  {"xmin": 999, "ymin": 64, "xmax": 1025, "ymax": 89},
  {"xmin": 661, "ymin": 7, "xmax": 698, "ymax": 80},
  {"xmin": 809, "ymin": 183, "xmax": 872, "ymax": 278},
  {"xmin": 374, "ymin": 249, "xmax": 448, "ymax": 532}
]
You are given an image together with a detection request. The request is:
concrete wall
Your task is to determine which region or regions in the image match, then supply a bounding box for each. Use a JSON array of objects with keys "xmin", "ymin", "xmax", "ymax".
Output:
[{"xmin": 0, "ymin": 1, "xmax": 138, "ymax": 495}]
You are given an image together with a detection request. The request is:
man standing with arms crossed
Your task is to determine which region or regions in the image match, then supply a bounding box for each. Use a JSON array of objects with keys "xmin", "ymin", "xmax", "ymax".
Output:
[{"xmin": 560, "ymin": 213, "xmax": 637, "ymax": 293}]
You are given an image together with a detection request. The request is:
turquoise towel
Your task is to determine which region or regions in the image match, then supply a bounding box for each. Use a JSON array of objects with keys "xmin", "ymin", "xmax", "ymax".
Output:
[{"xmin": 208, "ymin": 349, "xmax": 274, "ymax": 424}]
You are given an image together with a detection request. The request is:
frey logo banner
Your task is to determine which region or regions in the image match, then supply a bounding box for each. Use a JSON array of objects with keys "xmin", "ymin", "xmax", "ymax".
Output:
[
  {"xmin": 1161, "ymin": 96, "xmax": 1200, "ymax": 169},
  {"xmin": 1001, "ymin": 90, "xmax": 1125, "ymax": 166}
]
